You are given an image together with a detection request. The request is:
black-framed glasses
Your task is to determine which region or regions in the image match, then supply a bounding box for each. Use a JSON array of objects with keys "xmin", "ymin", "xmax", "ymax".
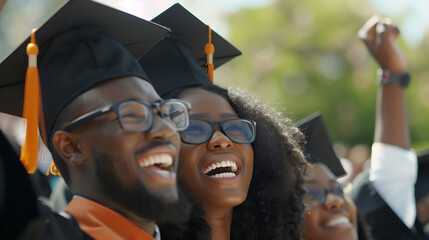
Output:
[
  {"xmin": 304, "ymin": 185, "xmax": 344, "ymax": 207},
  {"xmin": 180, "ymin": 118, "xmax": 256, "ymax": 145},
  {"xmin": 64, "ymin": 99, "xmax": 191, "ymax": 132}
]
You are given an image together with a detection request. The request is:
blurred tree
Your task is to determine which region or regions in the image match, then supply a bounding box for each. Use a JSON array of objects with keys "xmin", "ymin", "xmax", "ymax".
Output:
[
  {"xmin": 1, "ymin": 0, "xmax": 428, "ymax": 150},
  {"xmin": 216, "ymin": 0, "xmax": 429, "ymax": 149},
  {"xmin": 0, "ymin": 0, "xmax": 65, "ymax": 62}
]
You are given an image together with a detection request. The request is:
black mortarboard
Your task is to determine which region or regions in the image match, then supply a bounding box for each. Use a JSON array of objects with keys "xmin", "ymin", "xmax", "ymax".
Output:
[
  {"xmin": 297, "ymin": 112, "xmax": 346, "ymax": 177},
  {"xmin": 138, "ymin": 3, "xmax": 241, "ymax": 96},
  {"xmin": 415, "ymin": 149, "xmax": 429, "ymax": 202},
  {"xmin": 0, "ymin": 0, "xmax": 169, "ymax": 173},
  {"xmin": 0, "ymin": 0, "xmax": 169, "ymax": 140}
]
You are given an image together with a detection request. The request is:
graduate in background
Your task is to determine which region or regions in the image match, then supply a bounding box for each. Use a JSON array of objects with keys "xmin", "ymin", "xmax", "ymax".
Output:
[
  {"xmin": 298, "ymin": 113, "xmax": 372, "ymax": 240},
  {"xmin": 0, "ymin": 0, "xmax": 191, "ymax": 239},
  {"xmin": 352, "ymin": 16, "xmax": 427, "ymax": 240}
]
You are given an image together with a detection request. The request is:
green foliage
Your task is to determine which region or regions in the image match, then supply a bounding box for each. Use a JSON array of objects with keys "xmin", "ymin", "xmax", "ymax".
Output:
[{"xmin": 216, "ymin": 0, "xmax": 429, "ymax": 149}]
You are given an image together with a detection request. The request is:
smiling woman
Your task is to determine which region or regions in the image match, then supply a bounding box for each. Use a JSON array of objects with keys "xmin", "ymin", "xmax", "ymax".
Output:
[
  {"xmin": 171, "ymin": 86, "xmax": 254, "ymax": 239},
  {"xmin": 178, "ymin": 87, "xmax": 254, "ymax": 210},
  {"xmin": 303, "ymin": 163, "xmax": 358, "ymax": 240},
  {"xmin": 160, "ymin": 84, "xmax": 308, "ymax": 240},
  {"xmin": 138, "ymin": 4, "xmax": 308, "ymax": 238},
  {"xmin": 298, "ymin": 113, "xmax": 372, "ymax": 240}
]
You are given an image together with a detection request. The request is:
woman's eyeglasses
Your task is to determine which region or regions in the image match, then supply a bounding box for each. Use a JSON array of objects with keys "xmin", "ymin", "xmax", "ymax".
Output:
[
  {"xmin": 304, "ymin": 185, "xmax": 344, "ymax": 207},
  {"xmin": 64, "ymin": 99, "xmax": 191, "ymax": 132},
  {"xmin": 180, "ymin": 118, "xmax": 256, "ymax": 145}
]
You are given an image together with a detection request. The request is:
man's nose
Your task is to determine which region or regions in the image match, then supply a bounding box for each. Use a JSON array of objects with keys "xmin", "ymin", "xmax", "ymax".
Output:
[{"xmin": 146, "ymin": 114, "xmax": 178, "ymax": 140}]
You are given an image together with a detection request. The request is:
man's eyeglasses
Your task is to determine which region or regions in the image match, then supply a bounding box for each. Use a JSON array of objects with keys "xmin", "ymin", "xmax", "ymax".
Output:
[
  {"xmin": 180, "ymin": 118, "xmax": 256, "ymax": 145},
  {"xmin": 64, "ymin": 99, "xmax": 191, "ymax": 132},
  {"xmin": 304, "ymin": 185, "xmax": 344, "ymax": 207}
]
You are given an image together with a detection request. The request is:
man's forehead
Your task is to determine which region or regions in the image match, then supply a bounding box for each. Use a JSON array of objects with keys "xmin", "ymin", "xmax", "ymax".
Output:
[{"xmin": 81, "ymin": 77, "xmax": 161, "ymax": 107}]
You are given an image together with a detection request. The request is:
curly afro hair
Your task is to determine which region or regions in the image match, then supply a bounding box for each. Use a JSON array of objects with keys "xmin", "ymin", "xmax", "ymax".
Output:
[{"xmin": 159, "ymin": 84, "xmax": 308, "ymax": 239}]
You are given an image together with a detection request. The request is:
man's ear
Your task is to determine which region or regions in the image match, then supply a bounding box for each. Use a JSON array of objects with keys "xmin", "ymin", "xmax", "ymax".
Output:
[{"xmin": 52, "ymin": 131, "xmax": 86, "ymax": 165}]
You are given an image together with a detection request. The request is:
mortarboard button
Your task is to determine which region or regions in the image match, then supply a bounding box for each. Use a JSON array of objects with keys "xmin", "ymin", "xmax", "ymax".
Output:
[
  {"xmin": 139, "ymin": 3, "xmax": 241, "ymax": 96},
  {"xmin": 297, "ymin": 112, "xmax": 346, "ymax": 177}
]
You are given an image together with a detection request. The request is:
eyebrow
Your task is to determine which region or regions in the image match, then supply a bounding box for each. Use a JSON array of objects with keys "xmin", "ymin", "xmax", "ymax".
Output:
[
  {"xmin": 190, "ymin": 113, "xmax": 239, "ymax": 118},
  {"xmin": 220, "ymin": 113, "xmax": 238, "ymax": 118}
]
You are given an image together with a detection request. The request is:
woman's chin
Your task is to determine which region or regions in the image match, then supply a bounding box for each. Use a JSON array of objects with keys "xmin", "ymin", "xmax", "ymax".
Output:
[{"xmin": 200, "ymin": 190, "xmax": 248, "ymax": 208}]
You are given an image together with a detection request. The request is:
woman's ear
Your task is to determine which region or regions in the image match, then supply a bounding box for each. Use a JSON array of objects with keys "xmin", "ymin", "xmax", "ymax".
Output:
[{"xmin": 52, "ymin": 131, "xmax": 86, "ymax": 165}]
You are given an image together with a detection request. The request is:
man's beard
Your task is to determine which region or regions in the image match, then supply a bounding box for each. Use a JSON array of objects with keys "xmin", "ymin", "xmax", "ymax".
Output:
[{"xmin": 93, "ymin": 149, "xmax": 190, "ymax": 224}]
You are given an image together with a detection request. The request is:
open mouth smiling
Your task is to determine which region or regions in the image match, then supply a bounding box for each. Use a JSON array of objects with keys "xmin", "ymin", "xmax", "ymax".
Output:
[
  {"xmin": 202, "ymin": 160, "xmax": 239, "ymax": 178},
  {"xmin": 325, "ymin": 216, "xmax": 351, "ymax": 227},
  {"xmin": 137, "ymin": 153, "xmax": 174, "ymax": 176}
]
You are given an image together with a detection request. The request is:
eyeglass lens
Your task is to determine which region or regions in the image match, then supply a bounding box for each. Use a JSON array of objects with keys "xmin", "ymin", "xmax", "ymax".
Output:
[
  {"xmin": 118, "ymin": 101, "xmax": 189, "ymax": 131},
  {"xmin": 180, "ymin": 119, "xmax": 255, "ymax": 144},
  {"xmin": 119, "ymin": 101, "xmax": 151, "ymax": 131},
  {"xmin": 163, "ymin": 102, "xmax": 188, "ymax": 130},
  {"xmin": 304, "ymin": 185, "xmax": 344, "ymax": 206}
]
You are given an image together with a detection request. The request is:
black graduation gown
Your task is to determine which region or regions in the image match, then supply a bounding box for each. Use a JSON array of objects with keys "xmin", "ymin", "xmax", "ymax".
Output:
[
  {"xmin": 0, "ymin": 130, "xmax": 93, "ymax": 240},
  {"xmin": 352, "ymin": 170, "xmax": 428, "ymax": 240}
]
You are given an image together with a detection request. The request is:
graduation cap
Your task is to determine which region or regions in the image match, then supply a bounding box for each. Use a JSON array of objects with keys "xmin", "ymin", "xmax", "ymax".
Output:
[
  {"xmin": 138, "ymin": 3, "xmax": 241, "ymax": 96},
  {"xmin": 415, "ymin": 149, "xmax": 429, "ymax": 202},
  {"xmin": 297, "ymin": 112, "xmax": 346, "ymax": 177},
  {"xmin": 0, "ymin": 0, "xmax": 169, "ymax": 173},
  {"xmin": 0, "ymin": 0, "xmax": 169, "ymax": 117}
]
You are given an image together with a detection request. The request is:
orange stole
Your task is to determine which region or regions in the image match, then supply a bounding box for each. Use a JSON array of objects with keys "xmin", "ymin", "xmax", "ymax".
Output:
[{"xmin": 65, "ymin": 198, "xmax": 155, "ymax": 240}]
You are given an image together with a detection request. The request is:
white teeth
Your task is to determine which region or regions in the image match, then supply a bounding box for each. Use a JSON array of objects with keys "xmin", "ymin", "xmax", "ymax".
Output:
[
  {"xmin": 138, "ymin": 154, "xmax": 173, "ymax": 168},
  {"xmin": 326, "ymin": 216, "xmax": 350, "ymax": 227},
  {"xmin": 231, "ymin": 162, "xmax": 237, "ymax": 172},
  {"xmin": 203, "ymin": 161, "xmax": 238, "ymax": 175},
  {"xmin": 211, "ymin": 172, "xmax": 236, "ymax": 178},
  {"xmin": 152, "ymin": 169, "xmax": 172, "ymax": 176}
]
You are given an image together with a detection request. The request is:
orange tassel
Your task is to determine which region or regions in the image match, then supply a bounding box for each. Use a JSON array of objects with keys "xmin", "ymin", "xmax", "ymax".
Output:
[
  {"xmin": 39, "ymin": 81, "xmax": 47, "ymax": 146},
  {"xmin": 20, "ymin": 29, "xmax": 40, "ymax": 173},
  {"xmin": 204, "ymin": 25, "xmax": 215, "ymax": 82}
]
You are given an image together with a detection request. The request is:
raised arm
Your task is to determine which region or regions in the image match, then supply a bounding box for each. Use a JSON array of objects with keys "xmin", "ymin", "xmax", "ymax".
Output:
[
  {"xmin": 360, "ymin": 16, "xmax": 410, "ymax": 148},
  {"xmin": 358, "ymin": 16, "xmax": 417, "ymax": 229}
]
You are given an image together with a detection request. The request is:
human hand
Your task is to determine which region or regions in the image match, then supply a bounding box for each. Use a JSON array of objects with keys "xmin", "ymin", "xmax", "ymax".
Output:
[{"xmin": 358, "ymin": 16, "xmax": 407, "ymax": 74}]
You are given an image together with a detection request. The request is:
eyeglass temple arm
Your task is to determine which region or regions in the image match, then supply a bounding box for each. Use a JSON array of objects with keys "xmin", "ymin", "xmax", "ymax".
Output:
[{"xmin": 64, "ymin": 106, "xmax": 112, "ymax": 131}]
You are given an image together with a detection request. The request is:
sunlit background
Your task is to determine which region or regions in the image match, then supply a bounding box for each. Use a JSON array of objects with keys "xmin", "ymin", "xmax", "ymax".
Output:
[{"xmin": 1, "ymin": 0, "xmax": 429, "ymax": 172}]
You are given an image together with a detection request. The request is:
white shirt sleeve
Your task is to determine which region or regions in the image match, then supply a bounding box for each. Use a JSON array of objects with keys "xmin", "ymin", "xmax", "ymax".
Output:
[{"xmin": 369, "ymin": 142, "xmax": 417, "ymax": 229}]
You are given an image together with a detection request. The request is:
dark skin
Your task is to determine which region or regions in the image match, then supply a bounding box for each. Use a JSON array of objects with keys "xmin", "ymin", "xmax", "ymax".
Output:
[
  {"xmin": 303, "ymin": 163, "xmax": 358, "ymax": 240},
  {"xmin": 178, "ymin": 88, "xmax": 254, "ymax": 240},
  {"xmin": 417, "ymin": 194, "xmax": 429, "ymax": 225},
  {"xmin": 52, "ymin": 77, "xmax": 181, "ymax": 235},
  {"xmin": 360, "ymin": 15, "xmax": 429, "ymax": 228},
  {"xmin": 359, "ymin": 17, "xmax": 409, "ymax": 148}
]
